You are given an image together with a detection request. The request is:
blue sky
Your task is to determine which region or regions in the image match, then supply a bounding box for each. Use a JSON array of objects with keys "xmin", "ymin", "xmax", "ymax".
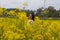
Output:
[{"xmin": 0, "ymin": 0, "xmax": 60, "ymax": 10}]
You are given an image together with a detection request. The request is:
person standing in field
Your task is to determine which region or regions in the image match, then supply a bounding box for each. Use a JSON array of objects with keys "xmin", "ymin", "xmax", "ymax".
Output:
[{"xmin": 27, "ymin": 12, "xmax": 35, "ymax": 25}]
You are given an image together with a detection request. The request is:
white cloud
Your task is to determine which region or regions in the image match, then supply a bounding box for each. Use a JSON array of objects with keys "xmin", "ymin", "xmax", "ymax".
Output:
[{"xmin": 0, "ymin": 0, "xmax": 60, "ymax": 10}]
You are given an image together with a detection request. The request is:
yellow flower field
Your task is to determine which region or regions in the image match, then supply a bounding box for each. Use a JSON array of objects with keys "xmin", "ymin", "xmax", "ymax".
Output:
[{"xmin": 0, "ymin": 10, "xmax": 60, "ymax": 40}]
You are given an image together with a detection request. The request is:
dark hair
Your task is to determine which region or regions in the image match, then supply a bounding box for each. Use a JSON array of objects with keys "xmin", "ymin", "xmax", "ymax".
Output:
[{"xmin": 30, "ymin": 12, "xmax": 35, "ymax": 21}]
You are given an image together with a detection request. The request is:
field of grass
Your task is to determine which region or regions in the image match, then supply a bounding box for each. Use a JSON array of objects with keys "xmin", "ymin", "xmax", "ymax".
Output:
[{"xmin": 0, "ymin": 12, "xmax": 60, "ymax": 40}]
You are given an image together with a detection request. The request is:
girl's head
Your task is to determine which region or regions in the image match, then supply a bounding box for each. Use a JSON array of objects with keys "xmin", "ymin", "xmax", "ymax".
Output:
[{"xmin": 29, "ymin": 12, "xmax": 35, "ymax": 21}]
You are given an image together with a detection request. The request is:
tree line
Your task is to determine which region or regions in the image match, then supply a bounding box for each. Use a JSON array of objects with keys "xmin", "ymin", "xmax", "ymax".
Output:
[
  {"xmin": 0, "ymin": 6, "xmax": 60, "ymax": 19},
  {"xmin": 26, "ymin": 6, "xmax": 60, "ymax": 19}
]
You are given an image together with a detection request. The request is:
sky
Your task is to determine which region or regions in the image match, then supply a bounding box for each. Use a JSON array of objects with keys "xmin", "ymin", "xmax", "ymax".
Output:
[{"xmin": 0, "ymin": 0, "xmax": 60, "ymax": 10}]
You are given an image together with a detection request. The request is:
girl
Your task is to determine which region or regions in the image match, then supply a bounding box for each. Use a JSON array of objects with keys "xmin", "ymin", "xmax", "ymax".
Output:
[{"xmin": 27, "ymin": 12, "xmax": 35, "ymax": 25}]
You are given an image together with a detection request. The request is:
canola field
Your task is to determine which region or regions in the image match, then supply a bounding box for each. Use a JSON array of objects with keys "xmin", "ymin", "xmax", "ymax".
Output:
[{"xmin": 0, "ymin": 11, "xmax": 60, "ymax": 40}]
